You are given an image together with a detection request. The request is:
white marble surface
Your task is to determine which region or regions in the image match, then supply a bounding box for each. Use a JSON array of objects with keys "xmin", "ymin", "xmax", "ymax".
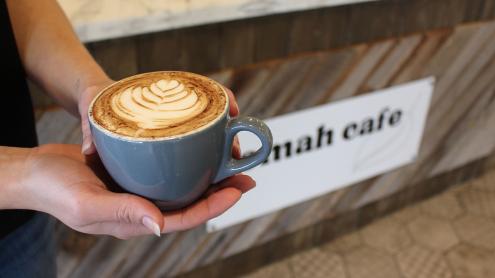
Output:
[{"xmin": 58, "ymin": 0, "xmax": 375, "ymax": 42}]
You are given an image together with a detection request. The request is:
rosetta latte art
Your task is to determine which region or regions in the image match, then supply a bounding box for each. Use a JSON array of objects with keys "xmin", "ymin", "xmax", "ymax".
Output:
[
  {"xmin": 92, "ymin": 71, "xmax": 227, "ymax": 138},
  {"xmin": 111, "ymin": 79, "xmax": 207, "ymax": 129}
]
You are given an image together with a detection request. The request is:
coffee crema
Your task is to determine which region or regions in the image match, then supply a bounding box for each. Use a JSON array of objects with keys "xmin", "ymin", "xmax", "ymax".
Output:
[{"xmin": 91, "ymin": 72, "xmax": 227, "ymax": 138}]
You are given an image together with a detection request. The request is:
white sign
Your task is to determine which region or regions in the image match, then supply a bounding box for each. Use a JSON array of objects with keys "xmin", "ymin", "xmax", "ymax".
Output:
[{"xmin": 207, "ymin": 78, "xmax": 434, "ymax": 231}]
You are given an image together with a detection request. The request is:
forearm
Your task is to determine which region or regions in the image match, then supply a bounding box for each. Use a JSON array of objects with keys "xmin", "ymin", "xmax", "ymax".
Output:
[
  {"xmin": 0, "ymin": 146, "xmax": 32, "ymax": 209},
  {"xmin": 6, "ymin": 0, "xmax": 110, "ymax": 116}
]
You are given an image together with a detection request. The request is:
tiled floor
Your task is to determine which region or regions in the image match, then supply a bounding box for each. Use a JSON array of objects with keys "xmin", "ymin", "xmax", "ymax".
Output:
[{"xmin": 243, "ymin": 169, "xmax": 495, "ymax": 278}]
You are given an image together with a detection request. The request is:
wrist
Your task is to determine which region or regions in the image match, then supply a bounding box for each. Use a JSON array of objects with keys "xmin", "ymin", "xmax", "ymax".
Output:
[
  {"xmin": 0, "ymin": 146, "xmax": 35, "ymax": 209},
  {"xmin": 76, "ymin": 75, "xmax": 113, "ymax": 103},
  {"xmin": 76, "ymin": 76, "xmax": 114, "ymax": 117}
]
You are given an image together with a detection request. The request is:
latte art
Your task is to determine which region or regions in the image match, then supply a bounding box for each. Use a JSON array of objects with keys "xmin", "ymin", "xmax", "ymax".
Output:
[
  {"xmin": 111, "ymin": 79, "xmax": 207, "ymax": 129},
  {"xmin": 91, "ymin": 71, "xmax": 227, "ymax": 138}
]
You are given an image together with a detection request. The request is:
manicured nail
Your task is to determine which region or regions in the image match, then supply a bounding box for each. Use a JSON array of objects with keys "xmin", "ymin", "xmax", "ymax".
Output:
[
  {"xmin": 81, "ymin": 139, "xmax": 91, "ymax": 154},
  {"xmin": 235, "ymin": 101, "xmax": 240, "ymax": 114},
  {"xmin": 142, "ymin": 216, "xmax": 161, "ymax": 237}
]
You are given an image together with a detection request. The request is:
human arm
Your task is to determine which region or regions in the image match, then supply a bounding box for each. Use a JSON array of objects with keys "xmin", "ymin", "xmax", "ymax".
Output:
[
  {"xmin": 6, "ymin": 0, "xmax": 112, "ymax": 153},
  {"xmin": 0, "ymin": 144, "xmax": 254, "ymax": 239},
  {"xmin": 6, "ymin": 0, "xmax": 109, "ymax": 115},
  {"xmin": 6, "ymin": 0, "xmax": 241, "ymax": 155},
  {"xmin": 3, "ymin": 0, "xmax": 248, "ymax": 238}
]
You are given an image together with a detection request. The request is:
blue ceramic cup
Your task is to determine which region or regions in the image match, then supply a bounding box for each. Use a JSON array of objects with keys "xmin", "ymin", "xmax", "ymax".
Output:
[{"xmin": 88, "ymin": 75, "xmax": 272, "ymax": 210}]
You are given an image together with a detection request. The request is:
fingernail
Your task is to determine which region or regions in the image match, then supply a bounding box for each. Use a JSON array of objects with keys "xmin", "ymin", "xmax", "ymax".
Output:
[
  {"xmin": 142, "ymin": 216, "xmax": 161, "ymax": 237},
  {"xmin": 81, "ymin": 139, "xmax": 90, "ymax": 154},
  {"xmin": 235, "ymin": 101, "xmax": 240, "ymax": 114}
]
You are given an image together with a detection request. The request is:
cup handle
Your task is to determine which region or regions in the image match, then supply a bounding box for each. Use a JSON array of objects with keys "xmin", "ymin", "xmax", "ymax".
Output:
[{"xmin": 213, "ymin": 116, "xmax": 273, "ymax": 183}]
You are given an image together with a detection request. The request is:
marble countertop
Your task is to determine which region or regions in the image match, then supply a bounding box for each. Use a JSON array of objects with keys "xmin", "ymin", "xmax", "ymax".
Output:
[{"xmin": 58, "ymin": 0, "xmax": 374, "ymax": 43}]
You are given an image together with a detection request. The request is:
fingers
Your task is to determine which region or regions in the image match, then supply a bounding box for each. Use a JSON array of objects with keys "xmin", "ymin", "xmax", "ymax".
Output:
[
  {"xmin": 78, "ymin": 221, "xmax": 152, "ymax": 240},
  {"xmin": 78, "ymin": 175, "xmax": 254, "ymax": 237},
  {"xmin": 206, "ymin": 174, "xmax": 256, "ymax": 196},
  {"xmin": 80, "ymin": 190, "xmax": 164, "ymax": 237},
  {"xmin": 162, "ymin": 187, "xmax": 242, "ymax": 233},
  {"xmin": 83, "ymin": 153, "xmax": 123, "ymax": 192},
  {"xmin": 224, "ymin": 87, "xmax": 239, "ymax": 117},
  {"xmin": 232, "ymin": 136, "xmax": 241, "ymax": 159},
  {"xmin": 225, "ymin": 87, "xmax": 241, "ymax": 159},
  {"xmin": 69, "ymin": 176, "xmax": 254, "ymax": 238},
  {"xmin": 218, "ymin": 174, "xmax": 256, "ymax": 193},
  {"xmin": 79, "ymin": 89, "xmax": 96, "ymax": 155},
  {"xmin": 161, "ymin": 174, "xmax": 255, "ymax": 233},
  {"xmin": 78, "ymin": 80, "xmax": 115, "ymax": 155},
  {"xmin": 36, "ymin": 144, "xmax": 85, "ymax": 161},
  {"xmin": 81, "ymin": 116, "xmax": 96, "ymax": 155}
]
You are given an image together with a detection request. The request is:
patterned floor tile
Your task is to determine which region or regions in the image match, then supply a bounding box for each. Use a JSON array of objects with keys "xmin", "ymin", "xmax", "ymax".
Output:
[
  {"xmin": 471, "ymin": 175, "xmax": 495, "ymax": 192},
  {"xmin": 361, "ymin": 218, "xmax": 412, "ymax": 254},
  {"xmin": 420, "ymin": 192, "xmax": 464, "ymax": 220},
  {"xmin": 390, "ymin": 205, "xmax": 422, "ymax": 224},
  {"xmin": 322, "ymin": 232, "xmax": 363, "ymax": 255},
  {"xmin": 289, "ymin": 249, "xmax": 345, "ymax": 278},
  {"xmin": 344, "ymin": 247, "xmax": 401, "ymax": 278},
  {"xmin": 484, "ymin": 170, "xmax": 495, "ymax": 183},
  {"xmin": 446, "ymin": 243, "xmax": 495, "ymax": 278},
  {"xmin": 243, "ymin": 170, "xmax": 495, "ymax": 278},
  {"xmin": 397, "ymin": 245, "xmax": 453, "ymax": 278},
  {"xmin": 407, "ymin": 216, "xmax": 459, "ymax": 251},
  {"xmin": 448, "ymin": 183, "xmax": 473, "ymax": 196},
  {"xmin": 457, "ymin": 189, "xmax": 495, "ymax": 218},
  {"xmin": 242, "ymin": 261, "xmax": 293, "ymax": 278},
  {"xmin": 453, "ymin": 215, "xmax": 495, "ymax": 250}
]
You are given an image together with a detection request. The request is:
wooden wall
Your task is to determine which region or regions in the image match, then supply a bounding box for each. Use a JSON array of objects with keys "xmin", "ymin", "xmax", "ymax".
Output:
[
  {"xmin": 29, "ymin": 0, "xmax": 495, "ymax": 107},
  {"xmin": 28, "ymin": 0, "xmax": 495, "ymax": 277},
  {"xmin": 44, "ymin": 19, "xmax": 495, "ymax": 277},
  {"xmin": 88, "ymin": 0, "xmax": 495, "ymax": 76}
]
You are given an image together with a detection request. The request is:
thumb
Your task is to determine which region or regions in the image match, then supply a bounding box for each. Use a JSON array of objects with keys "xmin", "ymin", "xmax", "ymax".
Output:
[
  {"xmin": 81, "ymin": 115, "xmax": 96, "ymax": 155},
  {"xmin": 92, "ymin": 191, "xmax": 164, "ymax": 237}
]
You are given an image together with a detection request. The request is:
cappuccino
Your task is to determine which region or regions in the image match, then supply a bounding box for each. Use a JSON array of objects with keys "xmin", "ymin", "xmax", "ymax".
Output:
[{"xmin": 91, "ymin": 72, "xmax": 227, "ymax": 138}]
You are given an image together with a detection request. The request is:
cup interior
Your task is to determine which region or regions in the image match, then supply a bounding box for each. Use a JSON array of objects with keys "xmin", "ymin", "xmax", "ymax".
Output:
[{"xmin": 88, "ymin": 71, "xmax": 229, "ymax": 142}]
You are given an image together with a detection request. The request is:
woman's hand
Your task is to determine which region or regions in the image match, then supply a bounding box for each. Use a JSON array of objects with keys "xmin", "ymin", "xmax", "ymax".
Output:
[
  {"xmin": 78, "ymin": 79, "xmax": 114, "ymax": 155},
  {"xmin": 19, "ymin": 144, "xmax": 254, "ymax": 239}
]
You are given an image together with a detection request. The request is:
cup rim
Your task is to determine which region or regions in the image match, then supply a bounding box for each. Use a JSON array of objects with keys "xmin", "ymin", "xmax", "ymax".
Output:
[{"xmin": 87, "ymin": 71, "xmax": 229, "ymax": 142}]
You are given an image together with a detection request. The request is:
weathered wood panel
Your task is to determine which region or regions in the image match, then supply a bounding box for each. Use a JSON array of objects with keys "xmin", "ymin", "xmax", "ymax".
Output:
[
  {"xmin": 323, "ymin": 41, "xmax": 393, "ymax": 102},
  {"xmin": 30, "ymin": 0, "xmax": 495, "ymax": 109},
  {"xmin": 136, "ymin": 29, "xmax": 184, "ymax": 72},
  {"xmin": 60, "ymin": 0, "xmax": 376, "ymax": 43},
  {"xmin": 363, "ymin": 35, "xmax": 422, "ymax": 91},
  {"xmin": 391, "ymin": 30, "xmax": 449, "ymax": 85},
  {"xmin": 252, "ymin": 15, "xmax": 292, "ymax": 62},
  {"xmin": 86, "ymin": 0, "xmax": 495, "ymax": 76},
  {"xmin": 288, "ymin": 9, "xmax": 327, "ymax": 53},
  {"xmin": 88, "ymin": 37, "xmax": 138, "ymax": 80},
  {"xmin": 219, "ymin": 21, "xmax": 255, "ymax": 69},
  {"xmin": 280, "ymin": 47, "xmax": 363, "ymax": 113}
]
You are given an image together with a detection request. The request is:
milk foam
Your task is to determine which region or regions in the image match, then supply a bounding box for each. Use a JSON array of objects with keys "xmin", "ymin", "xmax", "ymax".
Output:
[
  {"xmin": 111, "ymin": 79, "xmax": 207, "ymax": 129},
  {"xmin": 91, "ymin": 71, "xmax": 227, "ymax": 138}
]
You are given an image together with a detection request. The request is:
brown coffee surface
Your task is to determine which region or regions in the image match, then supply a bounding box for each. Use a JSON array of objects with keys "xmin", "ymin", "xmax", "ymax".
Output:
[{"xmin": 91, "ymin": 72, "xmax": 227, "ymax": 138}]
